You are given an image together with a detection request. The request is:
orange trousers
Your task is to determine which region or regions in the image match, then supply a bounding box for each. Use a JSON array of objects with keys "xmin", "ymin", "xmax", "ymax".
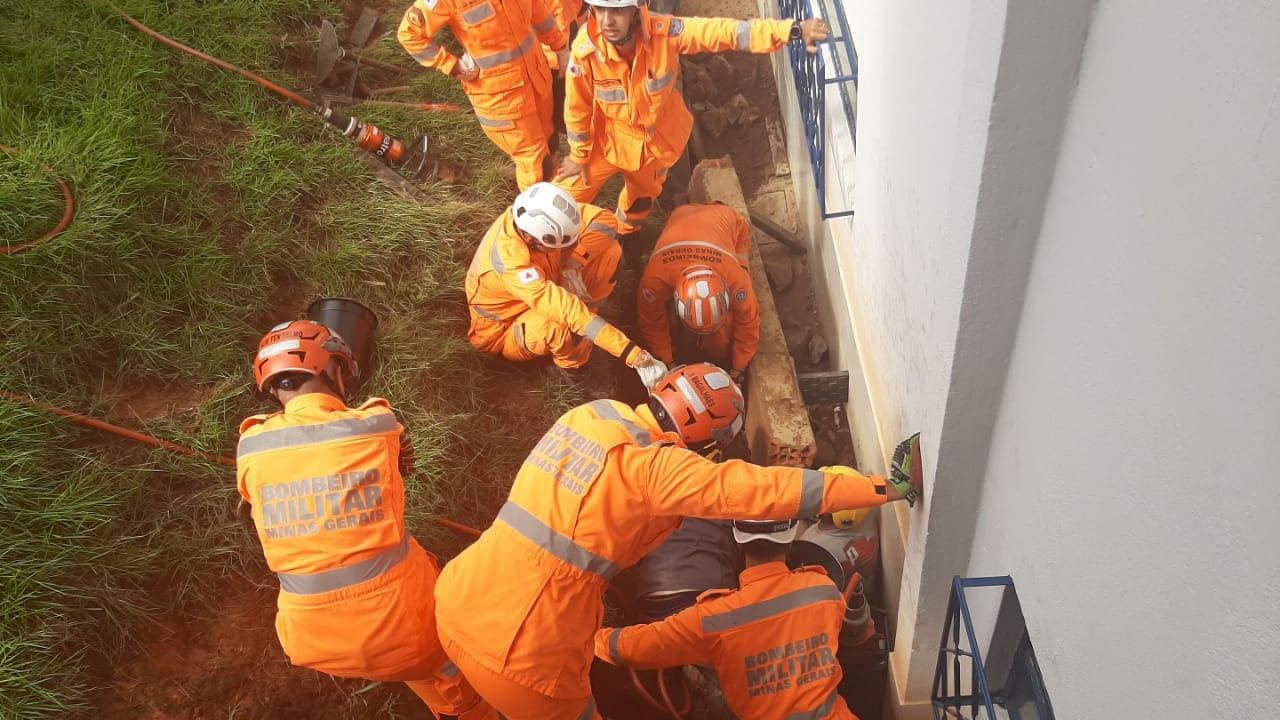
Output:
[
  {"xmin": 440, "ymin": 635, "xmax": 602, "ymax": 720},
  {"xmin": 475, "ymin": 74, "xmax": 555, "ymax": 190},
  {"xmin": 467, "ymin": 243, "xmax": 621, "ymax": 369},
  {"xmin": 560, "ymin": 151, "xmax": 669, "ymax": 233},
  {"xmin": 404, "ymin": 660, "xmax": 499, "ymax": 719}
]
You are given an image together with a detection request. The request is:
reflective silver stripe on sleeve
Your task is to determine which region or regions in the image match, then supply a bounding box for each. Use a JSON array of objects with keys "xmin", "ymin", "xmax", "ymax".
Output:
[
  {"xmin": 607, "ymin": 627, "xmax": 625, "ymax": 664},
  {"xmin": 535, "ymin": 15, "xmax": 557, "ymax": 33},
  {"xmin": 461, "ymin": 1, "xmax": 495, "ymax": 24},
  {"xmin": 583, "ymin": 316, "xmax": 608, "ymax": 341},
  {"xmin": 645, "ymin": 70, "xmax": 675, "ymax": 93},
  {"xmin": 797, "ymin": 468, "xmax": 825, "ymax": 517},
  {"xmin": 497, "ymin": 501, "xmax": 622, "ymax": 579},
  {"xmin": 567, "ymin": 129, "xmax": 591, "ymax": 143},
  {"xmin": 472, "ymin": 305, "xmax": 505, "ymax": 321},
  {"xmin": 476, "ymin": 114, "xmax": 516, "ymax": 129},
  {"xmin": 440, "ymin": 659, "xmax": 461, "ymax": 678},
  {"xmin": 785, "ymin": 688, "xmax": 841, "ymax": 720},
  {"xmin": 412, "ymin": 43, "xmax": 442, "ymax": 63},
  {"xmin": 585, "ymin": 221, "xmax": 617, "ymax": 238},
  {"xmin": 736, "ymin": 20, "xmax": 752, "ymax": 50},
  {"xmin": 577, "ymin": 698, "xmax": 597, "ymax": 720},
  {"xmin": 588, "ymin": 400, "xmax": 653, "ymax": 447},
  {"xmin": 473, "ymin": 34, "xmax": 534, "ymax": 69},
  {"xmin": 238, "ymin": 412, "xmax": 401, "ymax": 458},
  {"xmin": 595, "ymin": 86, "xmax": 626, "ymax": 103},
  {"xmin": 489, "ymin": 236, "xmax": 506, "ymax": 273},
  {"xmin": 277, "ymin": 534, "xmax": 411, "ymax": 595},
  {"xmin": 514, "ymin": 322, "xmax": 529, "ymax": 352},
  {"xmin": 700, "ymin": 584, "xmax": 842, "ymax": 633}
]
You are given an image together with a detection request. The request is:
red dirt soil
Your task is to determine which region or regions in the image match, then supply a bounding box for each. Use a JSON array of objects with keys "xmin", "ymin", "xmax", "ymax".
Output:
[{"xmin": 95, "ymin": 582, "xmax": 419, "ymax": 719}]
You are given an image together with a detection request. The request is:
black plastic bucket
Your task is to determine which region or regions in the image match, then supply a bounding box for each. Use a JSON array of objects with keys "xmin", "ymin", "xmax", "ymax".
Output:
[{"xmin": 307, "ymin": 298, "xmax": 378, "ymax": 380}]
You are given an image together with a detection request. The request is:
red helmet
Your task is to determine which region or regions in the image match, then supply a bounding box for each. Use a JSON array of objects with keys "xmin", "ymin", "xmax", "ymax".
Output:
[
  {"xmin": 253, "ymin": 319, "xmax": 357, "ymax": 392},
  {"xmin": 673, "ymin": 265, "xmax": 731, "ymax": 335},
  {"xmin": 648, "ymin": 363, "xmax": 745, "ymax": 453}
]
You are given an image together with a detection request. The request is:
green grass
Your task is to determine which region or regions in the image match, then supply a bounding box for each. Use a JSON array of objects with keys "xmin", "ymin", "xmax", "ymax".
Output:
[{"xmin": 0, "ymin": 1, "xmax": 578, "ymax": 716}]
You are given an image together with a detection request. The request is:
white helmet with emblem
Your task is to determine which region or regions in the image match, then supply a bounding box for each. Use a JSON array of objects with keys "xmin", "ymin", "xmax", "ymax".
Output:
[
  {"xmin": 583, "ymin": 0, "xmax": 643, "ymax": 7},
  {"xmin": 512, "ymin": 182, "xmax": 582, "ymax": 249}
]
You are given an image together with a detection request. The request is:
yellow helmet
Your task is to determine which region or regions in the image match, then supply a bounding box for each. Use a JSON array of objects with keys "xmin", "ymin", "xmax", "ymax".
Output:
[{"xmin": 822, "ymin": 465, "xmax": 873, "ymax": 528}]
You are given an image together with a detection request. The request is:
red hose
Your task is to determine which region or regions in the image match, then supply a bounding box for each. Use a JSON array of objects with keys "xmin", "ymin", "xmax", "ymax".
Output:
[
  {"xmin": 104, "ymin": 1, "xmax": 315, "ymax": 110},
  {"xmin": 1, "ymin": 145, "xmax": 75, "ymax": 255}
]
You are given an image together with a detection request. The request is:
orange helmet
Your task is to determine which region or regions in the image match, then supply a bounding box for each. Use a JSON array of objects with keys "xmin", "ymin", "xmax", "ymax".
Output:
[
  {"xmin": 673, "ymin": 265, "xmax": 731, "ymax": 335},
  {"xmin": 648, "ymin": 363, "xmax": 745, "ymax": 454},
  {"xmin": 253, "ymin": 319, "xmax": 357, "ymax": 392}
]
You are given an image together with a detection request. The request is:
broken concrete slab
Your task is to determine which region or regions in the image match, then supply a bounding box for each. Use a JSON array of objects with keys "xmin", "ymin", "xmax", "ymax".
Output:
[
  {"xmin": 699, "ymin": 107, "xmax": 731, "ymax": 138},
  {"xmin": 690, "ymin": 158, "xmax": 816, "ymax": 468},
  {"xmin": 764, "ymin": 251, "xmax": 794, "ymax": 293}
]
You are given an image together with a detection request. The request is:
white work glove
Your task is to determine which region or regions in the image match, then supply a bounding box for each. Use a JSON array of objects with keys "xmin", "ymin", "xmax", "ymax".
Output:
[
  {"xmin": 560, "ymin": 267, "xmax": 591, "ymax": 302},
  {"xmin": 632, "ymin": 352, "xmax": 669, "ymax": 390},
  {"xmin": 453, "ymin": 53, "xmax": 480, "ymax": 82}
]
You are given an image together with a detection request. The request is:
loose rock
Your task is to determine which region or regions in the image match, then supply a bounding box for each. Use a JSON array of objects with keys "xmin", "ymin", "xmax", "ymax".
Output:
[
  {"xmin": 699, "ymin": 107, "xmax": 730, "ymax": 138},
  {"xmin": 706, "ymin": 55, "xmax": 734, "ymax": 90},
  {"xmin": 808, "ymin": 333, "xmax": 830, "ymax": 367},
  {"xmin": 764, "ymin": 252, "xmax": 794, "ymax": 293}
]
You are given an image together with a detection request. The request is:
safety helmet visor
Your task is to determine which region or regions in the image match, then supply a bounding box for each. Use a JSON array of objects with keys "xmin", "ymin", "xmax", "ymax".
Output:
[{"xmin": 732, "ymin": 519, "xmax": 798, "ymax": 545}]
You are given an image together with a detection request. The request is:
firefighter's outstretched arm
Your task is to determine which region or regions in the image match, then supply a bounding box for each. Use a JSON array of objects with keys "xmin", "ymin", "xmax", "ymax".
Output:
[
  {"xmin": 633, "ymin": 445, "xmax": 896, "ymax": 520},
  {"xmin": 398, "ymin": 0, "xmax": 461, "ymax": 77},
  {"xmin": 636, "ymin": 272, "xmax": 677, "ymax": 364},
  {"xmin": 672, "ymin": 16, "xmax": 793, "ymax": 55},
  {"xmin": 729, "ymin": 278, "xmax": 760, "ymax": 375},
  {"xmin": 595, "ymin": 607, "xmax": 711, "ymax": 669}
]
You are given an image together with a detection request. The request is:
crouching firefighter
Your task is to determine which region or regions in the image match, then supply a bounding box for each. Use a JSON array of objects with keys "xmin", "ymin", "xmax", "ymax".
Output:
[
  {"xmin": 433, "ymin": 363, "xmax": 923, "ymax": 719},
  {"xmin": 556, "ymin": 0, "xmax": 830, "ymax": 234},
  {"xmin": 236, "ymin": 320, "xmax": 497, "ymax": 719},
  {"xmin": 466, "ymin": 182, "xmax": 668, "ymax": 385},
  {"xmin": 596, "ymin": 518, "xmax": 859, "ymax": 719}
]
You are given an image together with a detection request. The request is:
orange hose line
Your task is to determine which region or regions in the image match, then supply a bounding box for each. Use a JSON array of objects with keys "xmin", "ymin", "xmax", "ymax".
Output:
[
  {"xmin": 1, "ymin": 145, "xmax": 75, "ymax": 255},
  {"xmin": 103, "ymin": 1, "xmax": 315, "ymax": 110},
  {"xmin": 0, "ymin": 389, "xmax": 237, "ymax": 467}
]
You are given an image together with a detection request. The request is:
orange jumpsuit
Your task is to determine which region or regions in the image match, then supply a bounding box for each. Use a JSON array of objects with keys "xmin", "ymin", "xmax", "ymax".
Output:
[
  {"xmin": 236, "ymin": 392, "xmax": 494, "ymax": 719},
  {"xmin": 433, "ymin": 399, "xmax": 888, "ymax": 718},
  {"xmin": 398, "ymin": 0, "xmax": 569, "ymax": 188},
  {"xmin": 595, "ymin": 561, "xmax": 856, "ymax": 720},
  {"xmin": 561, "ymin": 11, "xmax": 794, "ymax": 231},
  {"xmin": 465, "ymin": 204, "xmax": 636, "ymax": 368},
  {"xmin": 637, "ymin": 203, "xmax": 760, "ymax": 373}
]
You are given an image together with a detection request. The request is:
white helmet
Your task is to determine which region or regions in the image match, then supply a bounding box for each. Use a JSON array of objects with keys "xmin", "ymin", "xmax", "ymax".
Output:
[
  {"xmin": 584, "ymin": 0, "xmax": 643, "ymax": 7},
  {"xmin": 512, "ymin": 182, "xmax": 582, "ymax": 249},
  {"xmin": 732, "ymin": 519, "xmax": 799, "ymax": 545}
]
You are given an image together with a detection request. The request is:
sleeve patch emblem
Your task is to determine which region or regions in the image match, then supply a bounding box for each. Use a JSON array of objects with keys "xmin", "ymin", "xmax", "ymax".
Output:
[
  {"xmin": 670, "ymin": 18, "xmax": 683, "ymax": 35},
  {"xmin": 641, "ymin": 288, "xmax": 658, "ymax": 303},
  {"xmin": 518, "ymin": 267, "xmax": 541, "ymax": 284},
  {"xmin": 734, "ymin": 289, "xmax": 747, "ymax": 304}
]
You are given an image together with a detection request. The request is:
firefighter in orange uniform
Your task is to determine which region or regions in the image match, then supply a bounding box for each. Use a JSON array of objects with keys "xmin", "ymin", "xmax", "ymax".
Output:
[
  {"xmin": 556, "ymin": 0, "xmax": 829, "ymax": 232},
  {"xmin": 433, "ymin": 363, "xmax": 922, "ymax": 718},
  {"xmin": 236, "ymin": 320, "xmax": 496, "ymax": 719},
  {"xmin": 467, "ymin": 182, "xmax": 668, "ymax": 382},
  {"xmin": 596, "ymin": 517, "xmax": 857, "ymax": 719},
  {"xmin": 637, "ymin": 203, "xmax": 760, "ymax": 382},
  {"xmin": 398, "ymin": 0, "xmax": 570, "ymax": 188}
]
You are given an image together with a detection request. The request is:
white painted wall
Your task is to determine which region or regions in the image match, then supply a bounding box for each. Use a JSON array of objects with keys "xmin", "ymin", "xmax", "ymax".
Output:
[{"xmin": 967, "ymin": 1, "xmax": 1280, "ymax": 718}]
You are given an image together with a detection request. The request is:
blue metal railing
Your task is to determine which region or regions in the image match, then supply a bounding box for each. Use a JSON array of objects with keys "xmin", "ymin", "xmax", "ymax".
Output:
[
  {"xmin": 931, "ymin": 576, "xmax": 1056, "ymax": 720},
  {"xmin": 777, "ymin": 0, "xmax": 857, "ymax": 219}
]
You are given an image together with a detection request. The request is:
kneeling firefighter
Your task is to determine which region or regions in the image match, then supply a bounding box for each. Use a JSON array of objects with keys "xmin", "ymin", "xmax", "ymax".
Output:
[
  {"xmin": 236, "ymin": 320, "xmax": 496, "ymax": 719},
  {"xmin": 433, "ymin": 363, "xmax": 923, "ymax": 719},
  {"xmin": 595, "ymin": 517, "xmax": 859, "ymax": 719},
  {"xmin": 466, "ymin": 182, "xmax": 668, "ymax": 384}
]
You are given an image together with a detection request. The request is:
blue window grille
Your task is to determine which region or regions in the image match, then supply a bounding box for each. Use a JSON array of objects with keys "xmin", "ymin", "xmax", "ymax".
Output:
[
  {"xmin": 933, "ymin": 576, "xmax": 1057, "ymax": 720},
  {"xmin": 777, "ymin": 0, "xmax": 858, "ymax": 219}
]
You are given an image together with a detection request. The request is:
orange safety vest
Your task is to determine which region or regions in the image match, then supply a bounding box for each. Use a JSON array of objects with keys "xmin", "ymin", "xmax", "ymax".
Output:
[
  {"xmin": 564, "ymin": 10, "xmax": 793, "ymax": 170},
  {"xmin": 465, "ymin": 206, "xmax": 635, "ymax": 358},
  {"xmin": 237, "ymin": 392, "xmax": 445, "ymax": 680},
  {"xmin": 399, "ymin": 0, "xmax": 568, "ymax": 122},
  {"xmin": 637, "ymin": 203, "xmax": 760, "ymax": 370},
  {"xmin": 434, "ymin": 400, "xmax": 887, "ymax": 697},
  {"xmin": 596, "ymin": 561, "xmax": 856, "ymax": 719}
]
